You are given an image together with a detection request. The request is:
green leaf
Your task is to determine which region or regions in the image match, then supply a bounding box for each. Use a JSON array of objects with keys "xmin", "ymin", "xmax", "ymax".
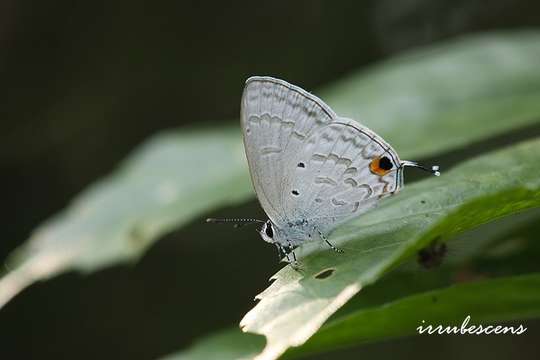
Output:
[
  {"xmin": 161, "ymin": 214, "xmax": 540, "ymax": 360},
  {"xmin": 2, "ymin": 31, "xmax": 540, "ymax": 309},
  {"xmin": 160, "ymin": 330, "xmax": 265, "ymax": 360},
  {"xmin": 323, "ymin": 31, "xmax": 540, "ymax": 159},
  {"xmin": 0, "ymin": 128, "xmax": 251, "ymax": 307},
  {"xmin": 295, "ymin": 273, "xmax": 540, "ymax": 358},
  {"xmin": 324, "ymin": 210, "xmax": 540, "ymax": 323},
  {"xmin": 239, "ymin": 138, "xmax": 540, "ymax": 360},
  {"xmin": 161, "ymin": 272, "xmax": 540, "ymax": 360}
]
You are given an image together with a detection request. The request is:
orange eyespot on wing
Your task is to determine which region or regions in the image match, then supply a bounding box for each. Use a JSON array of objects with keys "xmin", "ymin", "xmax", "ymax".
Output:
[{"xmin": 370, "ymin": 156, "xmax": 393, "ymax": 176}]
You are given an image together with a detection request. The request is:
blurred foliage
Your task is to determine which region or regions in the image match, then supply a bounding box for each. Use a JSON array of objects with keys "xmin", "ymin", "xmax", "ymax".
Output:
[
  {"xmin": 323, "ymin": 31, "xmax": 540, "ymax": 159},
  {"xmin": 161, "ymin": 330, "xmax": 265, "ymax": 360},
  {"xmin": 0, "ymin": 128, "xmax": 251, "ymax": 307},
  {"xmin": 2, "ymin": 1, "xmax": 540, "ymax": 360},
  {"xmin": 3, "ymin": 32, "xmax": 540, "ymax": 314}
]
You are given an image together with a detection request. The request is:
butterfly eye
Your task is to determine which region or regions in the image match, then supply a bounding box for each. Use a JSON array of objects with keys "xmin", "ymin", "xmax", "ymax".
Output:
[
  {"xmin": 264, "ymin": 222, "xmax": 274, "ymax": 238},
  {"xmin": 370, "ymin": 156, "xmax": 393, "ymax": 176}
]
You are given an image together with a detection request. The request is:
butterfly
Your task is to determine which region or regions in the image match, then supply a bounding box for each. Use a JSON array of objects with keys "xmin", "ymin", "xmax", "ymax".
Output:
[{"xmin": 208, "ymin": 76, "xmax": 439, "ymax": 264}]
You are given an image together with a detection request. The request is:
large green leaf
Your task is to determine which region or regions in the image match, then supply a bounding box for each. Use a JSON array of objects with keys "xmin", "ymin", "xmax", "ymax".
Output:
[
  {"xmin": 320, "ymin": 208, "xmax": 540, "ymax": 322},
  {"xmin": 239, "ymin": 138, "xmax": 540, "ymax": 360},
  {"xmin": 323, "ymin": 31, "xmax": 540, "ymax": 159},
  {"xmin": 161, "ymin": 212, "xmax": 540, "ymax": 360},
  {"xmin": 164, "ymin": 273, "xmax": 540, "ymax": 360},
  {"xmin": 166, "ymin": 212, "xmax": 540, "ymax": 360},
  {"xmin": 0, "ymin": 128, "xmax": 251, "ymax": 308},
  {"xmin": 2, "ymin": 31, "xmax": 540, "ymax": 309},
  {"xmin": 294, "ymin": 273, "xmax": 540, "ymax": 358}
]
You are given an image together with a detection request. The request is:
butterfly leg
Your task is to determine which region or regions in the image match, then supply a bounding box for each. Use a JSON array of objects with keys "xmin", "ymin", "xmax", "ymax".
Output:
[
  {"xmin": 274, "ymin": 243, "xmax": 283, "ymax": 260},
  {"xmin": 317, "ymin": 229, "xmax": 344, "ymax": 253},
  {"xmin": 288, "ymin": 245, "xmax": 298, "ymax": 264},
  {"xmin": 274, "ymin": 242, "xmax": 301, "ymax": 269},
  {"xmin": 288, "ymin": 251, "xmax": 301, "ymax": 271},
  {"xmin": 275, "ymin": 243, "xmax": 292, "ymax": 262},
  {"xmin": 282, "ymin": 241, "xmax": 301, "ymax": 270}
]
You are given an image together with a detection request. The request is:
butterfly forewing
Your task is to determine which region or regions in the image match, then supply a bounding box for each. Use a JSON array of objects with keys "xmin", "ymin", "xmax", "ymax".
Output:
[{"xmin": 241, "ymin": 77, "xmax": 335, "ymax": 224}]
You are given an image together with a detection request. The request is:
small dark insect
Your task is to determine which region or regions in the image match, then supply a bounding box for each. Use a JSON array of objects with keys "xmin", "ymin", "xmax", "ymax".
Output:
[{"xmin": 417, "ymin": 241, "xmax": 447, "ymax": 269}]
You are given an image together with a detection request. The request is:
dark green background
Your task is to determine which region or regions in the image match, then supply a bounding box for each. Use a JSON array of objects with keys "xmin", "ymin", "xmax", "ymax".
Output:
[{"xmin": 1, "ymin": 1, "xmax": 539, "ymax": 359}]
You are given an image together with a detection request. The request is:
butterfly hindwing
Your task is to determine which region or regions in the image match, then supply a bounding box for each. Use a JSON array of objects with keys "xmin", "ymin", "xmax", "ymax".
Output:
[{"xmin": 284, "ymin": 118, "xmax": 401, "ymax": 234}]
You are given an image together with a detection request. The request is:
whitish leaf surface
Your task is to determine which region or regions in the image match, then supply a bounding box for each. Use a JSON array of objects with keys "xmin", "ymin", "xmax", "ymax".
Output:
[{"xmin": 239, "ymin": 138, "xmax": 540, "ymax": 360}]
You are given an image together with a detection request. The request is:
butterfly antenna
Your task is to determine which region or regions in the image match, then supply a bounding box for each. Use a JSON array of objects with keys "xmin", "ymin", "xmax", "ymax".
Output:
[
  {"xmin": 205, "ymin": 218, "xmax": 265, "ymax": 228},
  {"xmin": 401, "ymin": 161, "xmax": 441, "ymax": 176}
]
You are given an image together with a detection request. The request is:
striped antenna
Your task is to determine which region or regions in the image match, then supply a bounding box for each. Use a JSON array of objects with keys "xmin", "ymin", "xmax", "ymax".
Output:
[{"xmin": 205, "ymin": 218, "xmax": 264, "ymax": 228}]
